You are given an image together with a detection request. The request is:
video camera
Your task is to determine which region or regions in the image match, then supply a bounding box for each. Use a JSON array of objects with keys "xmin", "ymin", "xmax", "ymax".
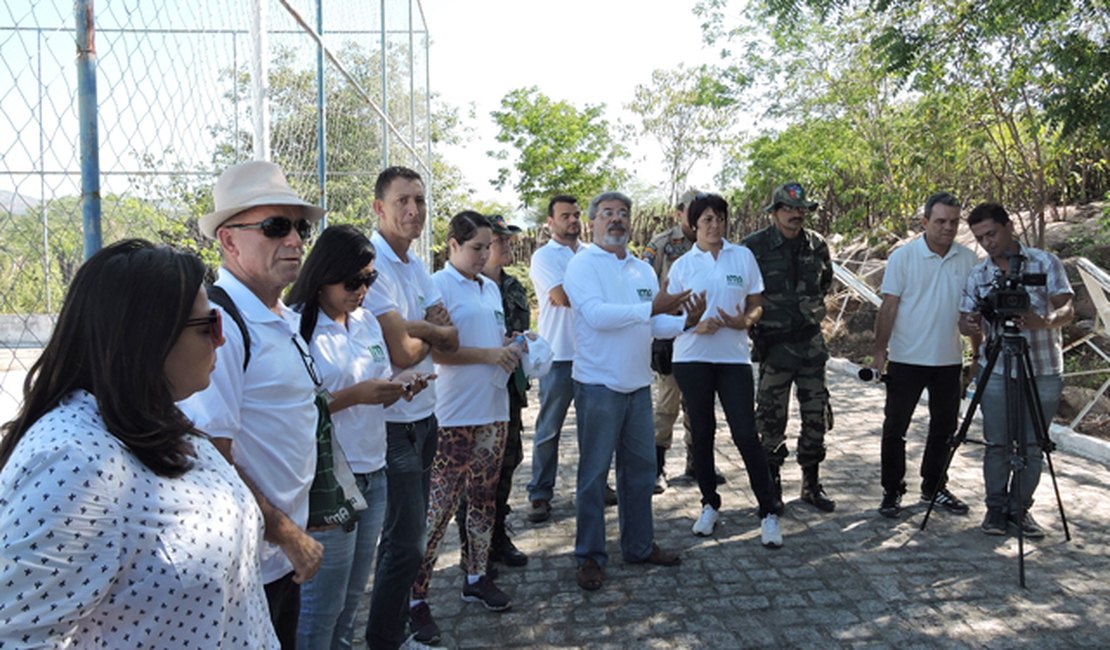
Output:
[{"xmin": 976, "ymin": 252, "xmax": 1046, "ymax": 322}]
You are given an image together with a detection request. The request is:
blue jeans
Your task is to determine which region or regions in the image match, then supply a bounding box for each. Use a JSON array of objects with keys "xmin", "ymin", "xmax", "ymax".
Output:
[
  {"xmin": 298, "ymin": 469, "xmax": 387, "ymax": 650},
  {"xmin": 528, "ymin": 360, "xmax": 575, "ymax": 502},
  {"xmin": 980, "ymin": 372, "xmax": 1062, "ymax": 514},
  {"xmin": 366, "ymin": 416, "xmax": 438, "ymax": 650},
  {"xmin": 573, "ymin": 383, "xmax": 655, "ymax": 567}
]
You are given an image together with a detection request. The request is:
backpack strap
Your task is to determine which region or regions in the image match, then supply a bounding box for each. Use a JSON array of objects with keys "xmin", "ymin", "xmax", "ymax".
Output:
[{"xmin": 207, "ymin": 284, "xmax": 251, "ymax": 370}]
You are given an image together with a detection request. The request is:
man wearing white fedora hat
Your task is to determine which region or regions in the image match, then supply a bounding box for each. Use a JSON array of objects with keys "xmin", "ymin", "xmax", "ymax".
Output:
[{"xmin": 181, "ymin": 159, "xmax": 325, "ymax": 648}]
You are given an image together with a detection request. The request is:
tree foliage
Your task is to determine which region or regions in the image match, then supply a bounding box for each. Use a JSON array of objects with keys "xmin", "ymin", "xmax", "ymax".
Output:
[
  {"xmin": 628, "ymin": 64, "xmax": 740, "ymax": 206},
  {"xmin": 695, "ymin": 0, "xmax": 1110, "ymax": 244},
  {"xmin": 490, "ymin": 87, "xmax": 629, "ymax": 218}
]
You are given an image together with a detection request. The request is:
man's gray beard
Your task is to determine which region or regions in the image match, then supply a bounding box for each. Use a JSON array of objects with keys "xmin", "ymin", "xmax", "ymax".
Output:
[{"xmin": 602, "ymin": 232, "xmax": 630, "ymax": 247}]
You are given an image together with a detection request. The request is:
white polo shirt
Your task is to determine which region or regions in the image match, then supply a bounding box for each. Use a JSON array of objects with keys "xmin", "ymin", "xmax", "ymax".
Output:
[
  {"xmin": 882, "ymin": 235, "xmax": 978, "ymax": 366},
  {"xmin": 179, "ymin": 268, "xmax": 317, "ymax": 584},
  {"xmin": 564, "ymin": 244, "xmax": 685, "ymax": 393},
  {"xmin": 529, "ymin": 238, "xmax": 582, "ymax": 361},
  {"xmin": 363, "ymin": 230, "xmax": 442, "ymax": 423},
  {"xmin": 431, "ymin": 263, "xmax": 510, "ymax": 426},
  {"xmin": 668, "ymin": 239, "xmax": 764, "ymax": 364},
  {"xmin": 309, "ymin": 308, "xmax": 390, "ymax": 474}
]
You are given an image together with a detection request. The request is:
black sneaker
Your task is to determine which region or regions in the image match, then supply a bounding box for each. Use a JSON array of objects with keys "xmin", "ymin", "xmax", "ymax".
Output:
[
  {"xmin": 604, "ymin": 485, "xmax": 618, "ymax": 506},
  {"xmin": 1008, "ymin": 511, "xmax": 1046, "ymax": 539},
  {"xmin": 409, "ymin": 601, "xmax": 441, "ymax": 645},
  {"xmin": 981, "ymin": 509, "xmax": 1007, "ymax": 536},
  {"xmin": 921, "ymin": 488, "xmax": 970, "ymax": 515},
  {"xmin": 461, "ymin": 575, "xmax": 512, "ymax": 612},
  {"xmin": 879, "ymin": 491, "xmax": 902, "ymax": 518}
]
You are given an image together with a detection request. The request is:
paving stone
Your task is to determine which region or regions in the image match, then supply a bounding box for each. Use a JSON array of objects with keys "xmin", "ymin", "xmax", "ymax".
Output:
[{"xmin": 348, "ymin": 363, "xmax": 1110, "ymax": 647}]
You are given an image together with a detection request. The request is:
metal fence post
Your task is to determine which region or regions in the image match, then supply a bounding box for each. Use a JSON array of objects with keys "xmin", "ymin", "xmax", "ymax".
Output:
[
  {"xmin": 76, "ymin": 0, "xmax": 101, "ymax": 259},
  {"xmin": 316, "ymin": 0, "xmax": 327, "ymax": 227}
]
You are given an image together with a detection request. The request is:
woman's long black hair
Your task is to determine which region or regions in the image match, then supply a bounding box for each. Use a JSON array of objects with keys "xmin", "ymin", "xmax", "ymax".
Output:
[
  {"xmin": 286, "ymin": 224, "xmax": 376, "ymax": 343},
  {"xmin": 0, "ymin": 239, "xmax": 207, "ymax": 477}
]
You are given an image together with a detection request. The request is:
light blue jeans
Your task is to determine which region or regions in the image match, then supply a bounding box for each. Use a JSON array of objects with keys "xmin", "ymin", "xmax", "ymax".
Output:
[
  {"xmin": 298, "ymin": 469, "xmax": 388, "ymax": 650},
  {"xmin": 573, "ymin": 383, "xmax": 656, "ymax": 568},
  {"xmin": 980, "ymin": 372, "xmax": 1062, "ymax": 514},
  {"xmin": 528, "ymin": 360, "xmax": 575, "ymax": 502}
]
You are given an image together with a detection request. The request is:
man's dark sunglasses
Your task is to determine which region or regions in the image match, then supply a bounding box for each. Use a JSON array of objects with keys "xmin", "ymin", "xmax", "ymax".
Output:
[
  {"xmin": 343, "ymin": 270, "xmax": 379, "ymax": 292},
  {"xmin": 224, "ymin": 216, "xmax": 313, "ymax": 240},
  {"xmin": 184, "ymin": 308, "xmax": 224, "ymax": 346}
]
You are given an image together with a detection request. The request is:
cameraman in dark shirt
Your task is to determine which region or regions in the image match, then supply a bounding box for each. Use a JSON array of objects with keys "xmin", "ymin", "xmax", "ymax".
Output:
[{"xmin": 958, "ymin": 203, "xmax": 1073, "ymax": 539}]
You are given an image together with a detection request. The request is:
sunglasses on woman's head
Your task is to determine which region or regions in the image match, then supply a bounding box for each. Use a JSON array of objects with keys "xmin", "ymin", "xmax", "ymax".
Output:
[
  {"xmin": 224, "ymin": 215, "xmax": 313, "ymax": 240},
  {"xmin": 343, "ymin": 270, "xmax": 378, "ymax": 292},
  {"xmin": 184, "ymin": 308, "xmax": 224, "ymax": 346}
]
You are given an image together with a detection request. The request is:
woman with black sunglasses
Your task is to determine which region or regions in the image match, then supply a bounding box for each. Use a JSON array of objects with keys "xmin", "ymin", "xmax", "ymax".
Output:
[
  {"xmin": 0, "ymin": 239, "xmax": 279, "ymax": 647},
  {"xmin": 286, "ymin": 224, "xmax": 420, "ymax": 649}
]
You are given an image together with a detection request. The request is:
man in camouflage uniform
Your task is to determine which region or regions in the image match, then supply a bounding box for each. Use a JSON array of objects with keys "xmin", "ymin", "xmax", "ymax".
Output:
[
  {"xmin": 642, "ymin": 189, "xmax": 703, "ymax": 492},
  {"xmin": 459, "ymin": 214, "xmax": 531, "ymax": 570},
  {"xmin": 742, "ymin": 182, "xmax": 836, "ymax": 512}
]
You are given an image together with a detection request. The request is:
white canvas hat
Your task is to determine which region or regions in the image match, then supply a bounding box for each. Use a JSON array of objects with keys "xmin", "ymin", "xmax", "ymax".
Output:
[{"xmin": 199, "ymin": 160, "xmax": 325, "ymax": 239}]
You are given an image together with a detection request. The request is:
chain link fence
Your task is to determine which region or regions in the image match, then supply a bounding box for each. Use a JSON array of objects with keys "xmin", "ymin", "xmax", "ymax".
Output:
[{"xmin": 1, "ymin": 0, "xmax": 431, "ymax": 421}]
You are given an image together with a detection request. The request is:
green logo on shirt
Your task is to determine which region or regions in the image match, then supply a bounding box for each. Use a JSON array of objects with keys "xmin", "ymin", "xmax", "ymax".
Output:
[
  {"xmin": 637, "ymin": 288, "xmax": 653, "ymax": 301},
  {"xmin": 726, "ymin": 274, "xmax": 744, "ymax": 287},
  {"xmin": 368, "ymin": 344, "xmax": 386, "ymax": 362},
  {"xmin": 495, "ymin": 310, "xmax": 505, "ymax": 325}
]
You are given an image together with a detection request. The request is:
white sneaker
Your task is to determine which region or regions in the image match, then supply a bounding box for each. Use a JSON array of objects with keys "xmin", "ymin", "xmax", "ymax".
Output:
[
  {"xmin": 761, "ymin": 514, "xmax": 783, "ymax": 548},
  {"xmin": 692, "ymin": 505, "xmax": 719, "ymax": 536}
]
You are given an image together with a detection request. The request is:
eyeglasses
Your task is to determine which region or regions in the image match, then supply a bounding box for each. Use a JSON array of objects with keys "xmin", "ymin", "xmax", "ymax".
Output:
[
  {"xmin": 598, "ymin": 208, "xmax": 630, "ymax": 219},
  {"xmin": 343, "ymin": 270, "xmax": 378, "ymax": 292},
  {"xmin": 184, "ymin": 308, "xmax": 224, "ymax": 346},
  {"xmin": 224, "ymin": 216, "xmax": 313, "ymax": 240}
]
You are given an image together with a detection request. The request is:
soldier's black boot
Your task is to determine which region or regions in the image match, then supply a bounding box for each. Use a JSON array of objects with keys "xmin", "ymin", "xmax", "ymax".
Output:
[
  {"xmin": 654, "ymin": 446, "xmax": 668, "ymax": 494},
  {"xmin": 800, "ymin": 464, "xmax": 836, "ymax": 512},
  {"xmin": 490, "ymin": 515, "xmax": 528, "ymax": 568}
]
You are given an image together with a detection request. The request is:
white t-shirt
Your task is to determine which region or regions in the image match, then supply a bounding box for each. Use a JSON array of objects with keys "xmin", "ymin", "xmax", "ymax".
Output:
[
  {"xmin": 882, "ymin": 236, "xmax": 978, "ymax": 366},
  {"xmin": 668, "ymin": 240, "xmax": 764, "ymax": 364},
  {"xmin": 363, "ymin": 231, "xmax": 442, "ymax": 422},
  {"xmin": 179, "ymin": 268, "xmax": 317, "ymax": 584},
  {"xmin": 529, "ymin": 238, "xmax": 582, "ymax": 361},
  {"xmin": 431, "ymin": 263, "xmax": 510, "ymax": 426},
  {"xmin": 564, "ymin": 245, "xmax": 685, "ymax": 393},
  {"xmin": 0, "ymin": 391, "xmax": 278, "ymax": 648},
  {"xmin": 309, "ymin": 308, "xmax": 391, "ymax": 474}
]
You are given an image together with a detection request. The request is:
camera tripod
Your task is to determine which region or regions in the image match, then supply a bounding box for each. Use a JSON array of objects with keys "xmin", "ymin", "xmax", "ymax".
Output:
[{"xmin": 921, "ymin": 317, "xmax": 1070, "ymax": 587}]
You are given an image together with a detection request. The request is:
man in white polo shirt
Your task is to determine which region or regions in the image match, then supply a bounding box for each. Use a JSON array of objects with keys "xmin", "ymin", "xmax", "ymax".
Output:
[
  {"xmin": 180, "ymin": 160, "xmax": 325, "ymax": 648},
  {"xmin": 871, "ymin": 192, "xmax": 979, "ymax": 518},
  {"xmin": 525, "ymin": 194, "xmax": 584, "ymax": 524},
  {"xmin": 563, "ymin": 191, "xmax": 705, "ymax": 592},
  {"xmin": 362, "ymin": 166, "xmax": 459, "ymax": 650}
]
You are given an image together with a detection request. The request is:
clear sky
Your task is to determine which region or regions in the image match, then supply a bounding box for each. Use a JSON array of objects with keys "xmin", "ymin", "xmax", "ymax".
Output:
[{"xmin": 421, "ymin": 0, "xmax": 726, "ymax": 208}]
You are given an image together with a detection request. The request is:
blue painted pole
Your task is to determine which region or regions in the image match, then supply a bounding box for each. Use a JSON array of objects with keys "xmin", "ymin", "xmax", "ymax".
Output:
[
  {"xmin": 316, "ymin": 0, "xmax": 327, "ymax": 228},
  {"xmin": 76, "ymin": 0, "xmax": 101, "ymax": 259}
]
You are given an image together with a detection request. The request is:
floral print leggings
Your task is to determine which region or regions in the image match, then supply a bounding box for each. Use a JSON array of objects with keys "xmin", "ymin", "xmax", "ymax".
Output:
[{"xmin": 412, "ymin": 421, "xmax": 507, "ymax": 600}]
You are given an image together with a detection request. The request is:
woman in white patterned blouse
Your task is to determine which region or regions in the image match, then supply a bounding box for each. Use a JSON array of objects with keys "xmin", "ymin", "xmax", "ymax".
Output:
[{"xmin": 0, "ymin": 239, "xmax": 279, "ymax": 648}]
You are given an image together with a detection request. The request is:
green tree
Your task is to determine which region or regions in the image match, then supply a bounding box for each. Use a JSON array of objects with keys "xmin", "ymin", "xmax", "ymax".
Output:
[
  {"xmin": 490, "ymin": 87, "xmax": 629, "ymax": 219},
  {"xmin": 628, "ymin": 64, "xmax": 739, "ymax": 206}
]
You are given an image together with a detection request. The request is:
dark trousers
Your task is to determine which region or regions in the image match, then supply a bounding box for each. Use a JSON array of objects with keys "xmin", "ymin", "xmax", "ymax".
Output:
[
  {"xmin": 673, "ymin": 362, "xmax": 781, "ymax": 517},
  {"xmin": 880, "ymin": 361, "xmax": 961, "ymax": 496},
  {"xmin": 366, "ymin": 415, "xmax": 439, "ymax": 650},
  {"xmin": 264, "ymin": 571, "xmax": 300, "ymax": 649}
]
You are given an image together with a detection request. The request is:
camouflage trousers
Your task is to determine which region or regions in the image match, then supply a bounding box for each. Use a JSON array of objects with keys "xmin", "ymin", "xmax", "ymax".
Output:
[{"xmin": 756, "ymin": 360, "xmax": 831, "ymax": 469}]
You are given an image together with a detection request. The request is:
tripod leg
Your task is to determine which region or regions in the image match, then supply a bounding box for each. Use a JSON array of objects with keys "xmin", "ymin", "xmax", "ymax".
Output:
[
  {"xmin": 1001, "ymin": 341, "xmax": 1026, "ymax": 588},
  {"xmin": 1018, "ymin": 350, "xmax": 1071, "ymax": 542},
  {"xmin": 921, "ymin": 340, "xmax": 1000, "ymax": 532}
]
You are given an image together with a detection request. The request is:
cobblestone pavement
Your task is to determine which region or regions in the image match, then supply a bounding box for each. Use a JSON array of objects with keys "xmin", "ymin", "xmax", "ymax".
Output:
[{"xmin": 355, "ymin": 362, "xmax": 1110, "ymax": 648}]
